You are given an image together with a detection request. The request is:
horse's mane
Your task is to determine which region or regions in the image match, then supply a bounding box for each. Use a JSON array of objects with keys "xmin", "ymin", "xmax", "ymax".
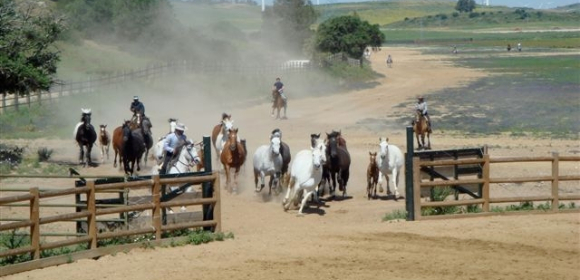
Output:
[{"xmin": 221, "ymin": 113, "xmax": 230, "ymax": 121}]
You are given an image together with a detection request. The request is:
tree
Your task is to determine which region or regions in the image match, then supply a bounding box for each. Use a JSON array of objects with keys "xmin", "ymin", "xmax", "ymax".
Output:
[
  {"xmin": 262, "ymin": 0, "xmax": 318, "ymax": 55},
  {"xmin": 315, "ymin": 15, "xmax": 384, "ymax": 61},
  {"xmin": 455, "ymin": 0, "xmax": 476, "ymax": 13},
  {"xmin": 0, "ymin": 0, "xmax": 65, "ymax": 97}
]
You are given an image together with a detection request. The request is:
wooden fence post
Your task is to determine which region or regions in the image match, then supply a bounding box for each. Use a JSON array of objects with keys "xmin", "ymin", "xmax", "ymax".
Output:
[
  {"xmin": 482, "ymin": 154, "xmax": 490, "ymax": 212},
  {"xmin": 412, "ymin": 157, "xmax": 422, "ymax": 220},
  {"xmin": 552, "ymin": 152, "xmax": 559, "ymax": 212},
  {"xmin": 87, "ymin": 180, "xmax": 98, "ymax": 249},
  {"xmin": 30, "ymin": 188, "xmax": 40, "ymax": 260},
  {"xmin": 152, "ymin": 175, "xmax": 162, "ymax": 240},
  {"xmin": 14, "ymin": 94, "xmax": 19, "ymax": 112}
]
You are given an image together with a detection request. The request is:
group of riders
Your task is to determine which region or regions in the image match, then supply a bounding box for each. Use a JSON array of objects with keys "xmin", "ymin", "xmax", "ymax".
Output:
[
  {"xmin": 130, "ymin": 76, "xmax": 432, "ymax": 174},
  {"xmin": 130, "ymin": 95, "xmax": 187, "ymax": 175}
]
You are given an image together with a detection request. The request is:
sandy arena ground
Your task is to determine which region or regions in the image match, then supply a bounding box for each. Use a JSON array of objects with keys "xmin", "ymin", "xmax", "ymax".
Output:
[{"xmin": 2, "ymin": 47, "xmax": 579, "ymax": 280}]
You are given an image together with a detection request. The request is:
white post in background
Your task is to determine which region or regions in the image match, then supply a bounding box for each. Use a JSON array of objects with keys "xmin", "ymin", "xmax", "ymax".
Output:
[{"xmin": 262, "ymin": 0, "xmax": 265, "ymax": 11}]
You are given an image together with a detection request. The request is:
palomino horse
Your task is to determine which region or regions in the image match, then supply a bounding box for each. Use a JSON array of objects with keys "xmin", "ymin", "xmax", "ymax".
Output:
[
  {"xmin": 377, "ymin": 137, "xmax": 404, "ymax": 201},
  {"xmin": 366, "ymin": 152, "xmax": 379, "ymax": 200},
  {"xmin": 271, "ymin": 89, "xmax": 286, "ymax": 120},
  {"xmin": 253, "ymin": 133, "xmax": 283, "ymax": 195},
  {"xmin": 283, "ymin": 137, "xmax": 327, "ymax": 215},
  {"xmin": 74, "ymin": 109, "xmax": 97, "ymax": 167},
  {"xmin": 413, "ymin": 110, "xmax": 431, "ymax": 150},
  {"xmin": 220, "ymin": 128, "xmax": 246, "ymax": 194},
  {"xmin": 211, "ymin": 113, "xmax": 234, "ymax": 168},
  {"xmin": 325, "ymin": 131, "xmax": 351, "ymax": 197},
  {"xmin": 98, "ymin": 124, "xmax": 111, "ymax": 163}
]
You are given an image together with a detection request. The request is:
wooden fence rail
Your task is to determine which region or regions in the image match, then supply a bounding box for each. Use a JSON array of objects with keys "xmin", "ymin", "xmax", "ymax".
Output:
[
  {"xmin": 412, "ymin": 153, "xmax": 580, "ymax": 220},
  {"xmin": 0, "ymin": 172, "xmax": 220, "ymax": 276}
]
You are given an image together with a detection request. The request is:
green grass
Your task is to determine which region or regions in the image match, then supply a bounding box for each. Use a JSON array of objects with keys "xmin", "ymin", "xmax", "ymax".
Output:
[{"xmin": 382, "ymin": 209, "xmax": 408, "ymax": 221}]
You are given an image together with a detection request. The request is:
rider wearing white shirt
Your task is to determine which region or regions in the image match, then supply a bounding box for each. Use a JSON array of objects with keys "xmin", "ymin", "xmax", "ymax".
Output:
[
  {"xmin": 415, "ymin": 97, "xmax": 432, "ymax": 129},
  {"xmin": 160, "ymin": 123, "xmax": 187, "ymax": 174}
]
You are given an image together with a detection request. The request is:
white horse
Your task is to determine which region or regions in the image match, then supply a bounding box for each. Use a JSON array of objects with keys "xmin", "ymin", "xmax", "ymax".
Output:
[
  {"xmin": 152, "ymin": 118, "xmax": 179, "ymax": 167},
  {"xmin": 377, "ymin": 137, "xmax": 404, "ymax": 200},
  {"xmin": 150, "ymin": 139, "xmax": 201, "ymax": 213},
  {"xmin": 253, "ymin": 134, "xmax": 283, "ymax": 195},
  {"xmin": 283, "ymin": 139, "xmax": 327, "ymax": 216}
]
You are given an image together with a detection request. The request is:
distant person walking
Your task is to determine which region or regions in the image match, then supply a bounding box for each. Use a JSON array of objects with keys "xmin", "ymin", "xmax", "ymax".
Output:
[
  {"xmin": 517, "ymin": 42, "xmax": 522, "ymax": 52},
  {"xmin": 386, "ymin": 54, "xmax": 393, "ymax": 68}
]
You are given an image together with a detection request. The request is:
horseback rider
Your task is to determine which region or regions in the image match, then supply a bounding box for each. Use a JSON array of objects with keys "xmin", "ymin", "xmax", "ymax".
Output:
[
  {"xmin": 415, "ymin": 96, "xmax": 432, "ymax": 129},
  {"xmin": 272, "ymin": 77, "xmax": 287, "ymax": 118},
  {"xmin": 130, "ymin": 96, "xmax": 145, "ymax": 123},
  {"xmin": 160, "ymin": 123, "xmax": 187, "ymax": 175}
]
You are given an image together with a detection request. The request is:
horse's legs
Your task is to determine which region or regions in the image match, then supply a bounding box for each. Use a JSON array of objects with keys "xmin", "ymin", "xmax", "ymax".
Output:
[
  {"xmin": 426, "ymin": 133, "xmax": 431, "ymax": 149},
  {"xmin": 416, "ymin": 134, "xmax": 422, "ymax": 149},
  {"xmin": 298, "ymin": 190, "xmax": 315, "ymax": 216},
  {"xmin": 233, "ymin": 168, "xmax": 240, "ymax": 194},
  {"xmin": 223, "ymin": 164, "xmax": 231, "ymax": 193},
  {"xmin": 392, "ymin": 169, "xmax": 400, "ymax": 200},
  {"xmin": 113, "ymin": 150, "xmax": 118, "ymax": 168},
  {"xmin": 87, "ymin": 144, "xmax": 93, "ymax": 166}
]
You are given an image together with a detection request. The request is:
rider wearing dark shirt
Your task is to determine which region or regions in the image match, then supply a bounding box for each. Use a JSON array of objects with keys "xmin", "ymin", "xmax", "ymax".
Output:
[{"xmin": 130, "ymin": 96, "xmax": 145, "ymax": 116}]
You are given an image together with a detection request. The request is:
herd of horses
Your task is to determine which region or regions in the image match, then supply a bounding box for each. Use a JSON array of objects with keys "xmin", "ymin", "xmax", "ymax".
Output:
[{"xmin": 74, "ymin": 108, "xmax": 429, "ymax": 215}]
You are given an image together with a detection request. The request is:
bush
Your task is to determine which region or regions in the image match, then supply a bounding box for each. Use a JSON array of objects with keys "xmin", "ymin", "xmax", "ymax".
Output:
[
  {"xmin": 452, "ymin": 12, "xmax": 459, "ymax": 17},
  {"xmin": 469, "ymin": 12, "xmax": 480, "ymax": 18},
  {"xmin": 37, "ymin": 147, "xmax": 53, "ymax": 162},
  {"xmin": 0, "ymin": 144, "xmax": 25, "ymax": 168}
]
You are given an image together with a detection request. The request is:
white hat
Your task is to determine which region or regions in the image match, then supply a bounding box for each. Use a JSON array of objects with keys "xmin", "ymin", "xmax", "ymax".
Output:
[
  {"xmin": 133, "ymin": 96, "xmax": 139, "ymax": 100},
  {"xmin": 175, "ymin": 123, "xmax": 186, "ymax": 131},
  {"xmin": 81, "ymin": 108, "xmax": 92, "ymax": 114}
]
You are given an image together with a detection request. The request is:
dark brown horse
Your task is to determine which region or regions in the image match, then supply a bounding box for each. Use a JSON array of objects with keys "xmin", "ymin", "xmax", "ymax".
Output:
[
  {"xmin": 271, "ymin": 89, "xmax": 286, "ymax": 120},
  {"xmin": 121, "ymin": 122, "xmax": 146, "ymax": 175},
  {"xmin": 325, "ymin": 131, "xmax": 351, "ymax": 197},
  {"xmin": 413, "ymin": 111, "xmax": 431, "ymax": 150},
  {"xmin": 366, "ymin": 151, "xmax": 379, "ymax": 200},
  {"xmin": 220, "ymin": 128, "xmax": 246, "ymax": 194},
  {"xmin": 75, "ymin": 110, "xmax": 97, "ymax": 167}
]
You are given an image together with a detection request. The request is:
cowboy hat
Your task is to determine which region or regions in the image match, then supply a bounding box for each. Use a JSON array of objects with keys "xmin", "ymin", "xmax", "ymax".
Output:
[
  {"xmin": 175, "ymin": 123, "xmax": 186, "ymax": 131},
  {"xmin": 81, "ymin": 108, "xmax": 92, "ymax": 114},
  {"xmin": 133, "ymin": 96, "xmax": 139, "ymax": 100}
]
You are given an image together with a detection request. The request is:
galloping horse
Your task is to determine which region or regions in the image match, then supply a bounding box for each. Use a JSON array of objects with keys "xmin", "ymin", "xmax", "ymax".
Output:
[
  {"xmin": 121, "ymin": 122, "xmax": 146, "ymax": 175},
  {"xmin": 271, "ymin": 89, "xmax": 286, "ymax": 120},
  {"xmin": 98, "ymin": 124, "xmax": 111, "ymax": 163},
  {"xmin": 140, "ymin": 115, "xmax": 153, "ymax": 166},
  {"xmin": 283, "ymin": 137, "xmax": 326, "ymax": 215},
  {"xmin": 74, "ymin": 108, "xmax": 97, "ymax": 167},
  {"xmin": 325, "ymin": 131, "xmax": 351, "ymax": 197},
  {"xmin": 253, "ymin": 133, "xmax": 283, "ymax": 195},
  {"xmin": 377, "ymin": 137, "xmax": 404, "ymax": 200},
  {"xmin": 112, "ymin": 121, "xmax": 130, "ymax": 170},
  {"xmin": 211, "ymin": 113, "xmax": 234, "ymax": 168},
  {"xmin": 220, "ymin": 128, "xmax": 246, "ymax": 194},
  {"xmin": 413, "ymin": 110, "xmax": 431, "ymax": 150},
  {"xmin": 366, "ymin": 152, "xmax": 379, "ymax": 200}
]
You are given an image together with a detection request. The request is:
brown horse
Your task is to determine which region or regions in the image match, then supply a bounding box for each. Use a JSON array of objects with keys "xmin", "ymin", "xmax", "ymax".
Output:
[
  {"xmin": 220, "ymin": 128, "xmax": 246, "ymax": 194},
  {"xmin": 112, "ymin": 120, "xmax": 130, "ymax": 170},
  {"xmin": 366, "ymin": 152, "xmax": 379, "ymax": 200},
  {"xmin": 98, "ymin": 124, "xmax": 110, "ymax": 163},
  {"xmin": 271, "ymin": 89, "xmax": 286, "ymax": 120},
  {"xmin": 413, "ymin": 111, "xmax": 431, "ymax": 150}
]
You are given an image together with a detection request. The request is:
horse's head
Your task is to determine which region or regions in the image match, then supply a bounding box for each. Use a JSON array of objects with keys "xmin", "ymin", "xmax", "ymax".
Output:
[
  {"xmin": 311, "ymin": 141, "xmax": 326, "ymax": 170},
  {"xmin": 141, "ymin": 116, "xmax": 152, "ymax": 135},
  {"xmin": 227, "ymin": 128, "xmax": 239, "ymax": 151},
  {"xmin": 168, "ymin": 118, "xmax": 178, "ymax": 133},
  {"xmin": 378, "ymin": 137, "xmax": 389, "ymax": 160},
  {"xmin": 99, "ymin": 124, "xmax": 107, "ymax": 135},
  {"xmin": 270, "ymin": 135, "xmax": 281, "ymax": 155},
  {"xmin": 185, "ymin": 140, "xmax": 201, "ymax": 166},
  {"xmin": 222, "ymin": 117, "xmax": 234, "ymax": 132},
  {"xmin": 369, "ymin": 151, "xmax": 377, "ymax": 164},
  {"xmin": 326, "ymin": 131, "xmax": 341, "ymax": 158},
  {"xmin": 310, "ymin": 133, "xmax": 321, "ymax": 148}
]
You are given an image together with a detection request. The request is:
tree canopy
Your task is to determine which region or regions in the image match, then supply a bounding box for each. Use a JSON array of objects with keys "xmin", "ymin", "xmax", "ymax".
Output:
[
  {"xmin": 0, "ymin": 0, "xmax": 65, "ymax": 96},
  {"xmin": 455, "ymin": 0, "xmax": 476, "ymax": 13},
  {"xmin": 315, "ymin": 15, "xmax": 384, "ymax": 60}
]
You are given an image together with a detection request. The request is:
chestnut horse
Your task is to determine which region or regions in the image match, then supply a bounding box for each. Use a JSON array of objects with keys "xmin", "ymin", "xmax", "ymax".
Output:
[
  {"xmin": 220, "ymin": 128, "xmax": 246, "ymax": 194},
  {"xmin": 271, "ymin": 89, "xmax": 286, "ymax": 119},
  {"xmin": 413, "ymin": 111, "xmax": 431, "ymax": 150}
]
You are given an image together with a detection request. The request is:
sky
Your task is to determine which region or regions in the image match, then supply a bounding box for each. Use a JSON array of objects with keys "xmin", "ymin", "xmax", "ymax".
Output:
[{"xmin": 288, "ymin": 0, "xmax": 580, "ymax": 9}]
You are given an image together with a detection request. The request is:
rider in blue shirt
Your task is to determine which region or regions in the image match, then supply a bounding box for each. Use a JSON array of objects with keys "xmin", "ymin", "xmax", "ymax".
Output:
[{"xmin": 160, "ymin": 123, "xmax": 187, "ymax": 174}]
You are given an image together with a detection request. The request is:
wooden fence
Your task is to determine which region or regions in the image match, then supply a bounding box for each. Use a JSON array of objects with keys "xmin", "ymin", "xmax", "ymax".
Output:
[
  {"xmin": 0, "ymin": 172, "xmax": 221, "ymax": 276},
  {"xmin": 411, "ymin": 153, "xmax": 580, "ymax": 220}
]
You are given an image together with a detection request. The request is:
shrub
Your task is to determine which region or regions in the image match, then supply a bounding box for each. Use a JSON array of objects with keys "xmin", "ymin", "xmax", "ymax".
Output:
[
  {"xmin": 382, "ymin": 209, "xmax": 407, "ymax": 221},
  {"xmin": 452, "ymin": 12, "xmax": 459, "ymax": 17},
  {"xmin": 469, "ymin": 12, "xmax": 480, "ymax": 18},
  {"xmin": 37, "ymin": 147, "xmax": 53, "ymax": 162}
]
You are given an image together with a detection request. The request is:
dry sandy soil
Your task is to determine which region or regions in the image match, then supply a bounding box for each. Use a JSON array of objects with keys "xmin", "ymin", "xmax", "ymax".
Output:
[{"xmin": 2, "ymin": 47, "xmax": 579, "ymax": 280}]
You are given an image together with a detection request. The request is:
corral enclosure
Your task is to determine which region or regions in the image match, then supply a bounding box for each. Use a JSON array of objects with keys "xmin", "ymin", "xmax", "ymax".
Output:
[{"xmin": 1, "ymin": 44, "xmax": 579, "ymax": 279}]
